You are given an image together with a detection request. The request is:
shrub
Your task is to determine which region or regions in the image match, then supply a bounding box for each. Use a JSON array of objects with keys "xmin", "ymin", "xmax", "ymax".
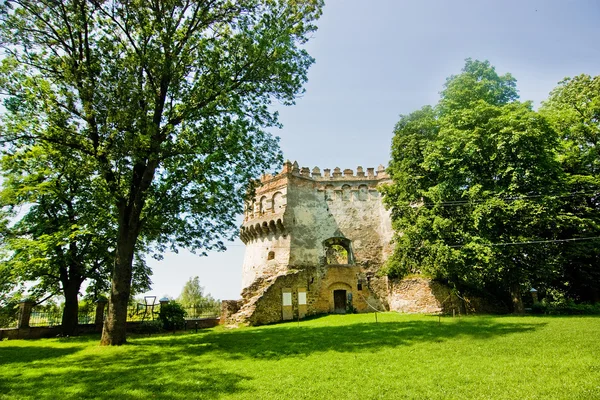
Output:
[
  {"xmin": 531, "ymin": 302, "xmax": 547, "ymax": 314},
  {"xmin": 132, "ymin": 320, "xmax": 163, "ymax": 334},
  {"xmin": 158, "ymin": 301, "xmax": 187, "ymax": 330},
  {"xmin": 532, "ymin": 299, "xmax": 600, "ymax": 315}
]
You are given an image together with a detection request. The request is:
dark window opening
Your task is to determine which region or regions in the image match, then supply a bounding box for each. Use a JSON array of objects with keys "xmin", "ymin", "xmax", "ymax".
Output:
[
  {"xmin": 267, "ymin": 251, "xmax": 275, "ymax": 260},
  {"xmin": 357, "ymin": 283, "xmax": 363, "ymax": 291}
]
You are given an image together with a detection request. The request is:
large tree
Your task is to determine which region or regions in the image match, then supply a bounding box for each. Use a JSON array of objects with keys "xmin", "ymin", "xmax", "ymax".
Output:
[
  {"xmin": 382, "ymin": 59, "xmax": 562, "ymax": 312},
  {"xmin": 540, "ymin": 74, "xmax": 600, "ymax": 302},
  {"xmin": 0, "ymin": 140, "xmax": 152, "ymax": 335},
  {"xmin": 0, "ymin": 0, "xmax": 322, "ymax": 344}
]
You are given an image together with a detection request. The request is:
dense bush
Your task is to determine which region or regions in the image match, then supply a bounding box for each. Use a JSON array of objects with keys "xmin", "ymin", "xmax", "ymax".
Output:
[
  {"xmin": 0, "ymin": 301, "xmax": 19, "ymax": 328},
  {"xmin": 158, "ymin": 301, "xmax": 187, "ymax": 330},
  {"xmin": 531, "ymin": 300, "xmax": 600, "ymax": 315},
  {"xmin": 132, "ymin": 320, "xmax": 163, "ymax": 335}
]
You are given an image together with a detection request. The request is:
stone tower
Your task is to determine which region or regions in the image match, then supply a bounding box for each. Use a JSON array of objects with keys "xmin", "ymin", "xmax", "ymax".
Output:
[{"xmin": 228, "ymin": 160, "xmax": 395, "ymax": 325}]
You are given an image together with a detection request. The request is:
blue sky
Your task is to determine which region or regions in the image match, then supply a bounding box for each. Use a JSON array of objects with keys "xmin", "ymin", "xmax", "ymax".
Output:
[{"xmin": 144, "ymin": 0, "xmax": 600, "ymax": 301}]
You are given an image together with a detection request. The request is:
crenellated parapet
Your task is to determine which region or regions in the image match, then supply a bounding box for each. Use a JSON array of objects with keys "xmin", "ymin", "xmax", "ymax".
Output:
[
  {"xmin": 260, "ymin": 160, "xmax": 389, "ymax": 182},
  {"xmin": 241, "ymin": 160, "xmax": 391, "ymax": 238}
]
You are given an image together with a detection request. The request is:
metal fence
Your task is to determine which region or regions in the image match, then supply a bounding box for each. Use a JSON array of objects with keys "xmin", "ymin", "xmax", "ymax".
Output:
[
  {"xmin": 183, "ymin": 307, "xmax": 219, "ymax": 319},
  {"xmin": 78, "ymin": 310, "xmax": 96, "ymax": 325},
  {"xmin": 26, "ymin": 309, "xmax": 98, "ymax": 327},
  {"xmin": 29, "ymin": 310, "xmax": 62, "ymax": 327}
]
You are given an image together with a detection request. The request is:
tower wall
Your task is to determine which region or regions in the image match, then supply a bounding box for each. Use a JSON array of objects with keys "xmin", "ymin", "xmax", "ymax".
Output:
[{"xmin": 235, "ymin": 161, "xmax": 393, "ymax": 325}]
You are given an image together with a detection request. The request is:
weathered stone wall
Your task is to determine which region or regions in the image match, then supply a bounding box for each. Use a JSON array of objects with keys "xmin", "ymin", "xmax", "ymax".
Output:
[
  {"xmin": 238, "ymin": 264, "xmax": 385, "ymax": 326},
  {"xmin": 220, "ymin": 300, "xmax": 243, "ymax": 324},
  {"xmin": 387, "ymin": 277, "xmax": 463, "ymax": 314},
  {"xmin": 241, "ymin": 234, "xmax": 291, "ymax": 288},
  {"xmin": 232, "ymin": 161, "xmax": 395, "ymax": 325}
]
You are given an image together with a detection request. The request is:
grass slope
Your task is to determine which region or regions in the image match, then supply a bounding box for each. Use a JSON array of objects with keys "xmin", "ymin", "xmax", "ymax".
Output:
[{"xmin": 1, "ymin": 314, "xmax": 599, "ymax": 399}]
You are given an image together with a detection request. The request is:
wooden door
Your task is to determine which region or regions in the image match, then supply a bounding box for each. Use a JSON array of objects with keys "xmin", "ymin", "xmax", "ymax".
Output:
[{"xmin": 333, "ymin": 290, "xmax": 347, "ymax": 314}]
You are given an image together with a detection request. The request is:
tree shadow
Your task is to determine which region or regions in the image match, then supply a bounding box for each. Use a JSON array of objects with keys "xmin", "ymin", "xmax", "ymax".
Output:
[
  {"xmin": 134, "ymin": 316, "xmax": 545, "ymax": 360},
  {"xmin": 0, "ymin": 316, "xmax": 546, "ymax": 399},
  {"xmin": 0, "ymin": 341, "xmax": 250, "ymax": 399},
  {"xmin": 0, "ymin": 345, "xmax": 84, "ymax": 365}
]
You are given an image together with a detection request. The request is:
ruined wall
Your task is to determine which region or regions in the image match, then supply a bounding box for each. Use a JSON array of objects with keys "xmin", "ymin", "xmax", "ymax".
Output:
[
  {"xmin": 387, "ymin": 277, "xmax": 460, "ymax": 314},
  {"xmin": 232, "ymin": 160, "xmax": 400, "ymax": 326},
  {"xmin": 240, "ymin": 173, "xmax": 291, "ymax": 289},
  {"xmin": 240, "ymin": 161, "xmax": 392, "ymax": 290},
  {"xmin": 238, "ymin": 264, "xmax": 384, "ymax": 326}
]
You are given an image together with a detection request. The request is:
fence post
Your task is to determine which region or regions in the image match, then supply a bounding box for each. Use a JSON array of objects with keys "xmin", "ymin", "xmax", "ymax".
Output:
[
  {"xmin": 17, "ymin": 300, "xmax": 34, "ymax": 329},
  {"xmin": 95, "ymin": 299, "xmax": 108, "ymax": 332}
]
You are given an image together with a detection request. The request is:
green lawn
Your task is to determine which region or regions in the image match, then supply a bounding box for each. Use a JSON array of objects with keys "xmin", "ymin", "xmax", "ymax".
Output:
[{"xmin": 1, "ymin": 314, "xmax": 599, "ymax": 399}]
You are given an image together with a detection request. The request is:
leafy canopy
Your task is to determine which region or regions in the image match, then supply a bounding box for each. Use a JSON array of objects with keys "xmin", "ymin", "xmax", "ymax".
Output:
[
  {"xmin": 0, "ymin": 0, "xmax": 323, "ymax": 344},
  {"xmin": 382, "ymin": 59, "xmax": 563, "ymax": 310}
]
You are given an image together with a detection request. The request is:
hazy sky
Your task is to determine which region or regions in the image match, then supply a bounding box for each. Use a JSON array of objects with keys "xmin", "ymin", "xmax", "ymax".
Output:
[{"xmin": 144, "ymin": 0, "xmax": 600, "ymax": 301}]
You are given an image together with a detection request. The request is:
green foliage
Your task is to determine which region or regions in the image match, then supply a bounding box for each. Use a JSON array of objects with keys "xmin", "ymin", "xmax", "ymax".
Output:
[
  {"xmin": 1, "ymin": 314, "xmax": 599, "ymax": 399},
  {"xmin": 533, "ymin": 299, "xmax": 600, "ymax": 315},
  {"xmin": 325, "ymin": 245, "xmax": 348, "ymax": 265},
  {"xmin": 383, "ymin": 59, "xmax": 564, "ymax": 311},
  {"xmin": 178, "ymin": 276, "xmax": 221, "ymax": 316},
  {"xmin": 0, "ymin": 0, "xmax": 323, "ymax": 343},
  {"xmin": 0, "ymin": 296, "xmax": 20, "ymax": 328},
  {"xmin": 539, "ymin": 74, "xmax": 600, "ymax": 303},
  {"xmin": 131, "ymin": 320, "xmax": 163, "ymax": 335},
  {"xmin": 158, "ymin": 301, "xmax": 187, "ymax": 331}
]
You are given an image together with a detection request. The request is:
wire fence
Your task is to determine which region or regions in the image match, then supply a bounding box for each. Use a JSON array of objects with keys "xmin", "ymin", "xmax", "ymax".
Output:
[
  {"xmin": 29, "ymin": 310, "xmax": 62, "ymax": 327},
  {"xmin": 78, "ymin": 310, "xmax": 96, "ymax": 325},
  {"xmin": 183, "ymin": 307, "xmax": 219, "ymax": 319}
]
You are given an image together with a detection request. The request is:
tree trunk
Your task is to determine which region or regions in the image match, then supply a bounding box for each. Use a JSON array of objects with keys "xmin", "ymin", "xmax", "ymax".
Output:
[
  {"xmin": 100, "ymin": 218, "xmax": 139, "ymax": 345},
  {"xmin": 61, "ymin": 281, "xmax": 80, "ymax": 336},
  {"xmin": 510, "ymin": 283, "xmax": 524, "ymax": 314},
  {"xmin": 100, "ymin": 158, "xmax": 158, "ymax": 345}
]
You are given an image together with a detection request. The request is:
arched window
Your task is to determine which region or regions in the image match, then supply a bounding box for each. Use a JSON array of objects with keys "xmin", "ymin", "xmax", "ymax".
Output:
[
  {"xmin": 358, "ymin": 184, "xmax": 368, "ymax": 201},
  {"xmin": 267, "ymin": 251, "xmax": 275, "ymax": 260},
  {"xmin": 342, "ymin": 185, "xmax": 351, "ymax": 201},
  {"xmin": 272, "ymin": 192, "xmax": 284, "ymax": 211},
  {"xmin": 259, "ymin": 196, "xmax": 267, "ymax": 215},
  {"xmin": 322, "ymin": 237, "xmax": 354, "ymax": 265}
]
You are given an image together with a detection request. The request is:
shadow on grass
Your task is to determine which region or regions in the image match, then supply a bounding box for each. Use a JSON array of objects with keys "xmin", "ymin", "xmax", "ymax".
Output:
[
  {"xmin": 0, "ymin": 342, "xmax": 250, "ymax": 400},
  {"xmin": 0, "ymin": 345, "xmax": 84, "ymax": 365},
  {"xmin": 0, "ymin": 316, "xmax": 545, "ymax": 399},
  {"xmin": 135, "ymin": 316, "xmax": 546, "ymax": 360}
]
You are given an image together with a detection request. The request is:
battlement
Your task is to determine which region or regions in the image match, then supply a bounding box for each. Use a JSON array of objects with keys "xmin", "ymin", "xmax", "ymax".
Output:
[{"xmin": 260, "ymin": 160, "xmax": 388, "ymax": 183}]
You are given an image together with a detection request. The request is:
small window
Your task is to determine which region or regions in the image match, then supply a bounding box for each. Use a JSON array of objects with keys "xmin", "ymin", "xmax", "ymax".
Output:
[
  {"xmin": 267, "ymin": 251, "xmax": 275, "ymax": 260},
  {"xmin": 357, "ymin": 283, "xmax": 363, "ymax": 291},
  {"xmin": 298, "ymin": 291, "xmax": 307, "ymax": 305},
  {"xmin": 282, "ymin": 291, "xmax": 292, "ymax": 306}
]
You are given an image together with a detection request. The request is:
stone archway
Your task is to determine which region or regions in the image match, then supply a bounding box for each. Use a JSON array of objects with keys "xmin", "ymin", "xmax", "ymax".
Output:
[
  {"xmin": 322, "ymin": 237, "xmax": 354, "ymax": 265},
  {"xmin": 327, "ymin": 282, "xmax": 353, "ymax": 314}
]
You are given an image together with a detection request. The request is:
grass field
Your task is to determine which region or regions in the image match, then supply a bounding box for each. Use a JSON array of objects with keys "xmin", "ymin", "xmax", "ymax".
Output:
[{"xmin": 1, "ymin": 313, "xmax": 599, "ymax": 399}]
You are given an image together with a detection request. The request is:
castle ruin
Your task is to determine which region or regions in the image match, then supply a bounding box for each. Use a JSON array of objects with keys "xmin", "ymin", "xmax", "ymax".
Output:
[{"xmin": 225, "ymin": 160, "xmax": 458, "ymax": 325}]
